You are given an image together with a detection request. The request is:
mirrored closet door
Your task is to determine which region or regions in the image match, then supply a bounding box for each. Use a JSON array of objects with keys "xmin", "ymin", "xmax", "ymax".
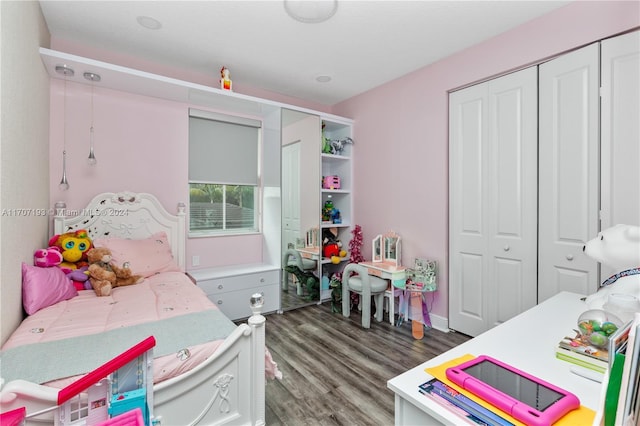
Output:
[{"xmin": 281, "ymin": 109, "xmax": 321, "ymax": 310}]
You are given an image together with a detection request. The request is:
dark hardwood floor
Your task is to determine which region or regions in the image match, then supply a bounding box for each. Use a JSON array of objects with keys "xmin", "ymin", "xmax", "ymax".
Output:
[{"xmin": 263, "ymin": 301, "xmax": 471, "ymax": 425}]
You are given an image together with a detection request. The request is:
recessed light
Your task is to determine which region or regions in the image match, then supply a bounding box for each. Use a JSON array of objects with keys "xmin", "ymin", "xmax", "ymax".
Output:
[
  {"xmin": 137, "ymin": 15, "xmax": 162, "ymax": 30},
  {"xmin": 316, "ymin": 75, "xmax": 332, "ymax": 83},
  {"xmin": 284, "ymin": 0, "xmax": 338, "ymax": 24}
]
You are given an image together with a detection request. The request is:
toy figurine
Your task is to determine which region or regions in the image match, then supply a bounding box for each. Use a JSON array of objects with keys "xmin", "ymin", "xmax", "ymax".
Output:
[{"xmin": 220, "ymin": 66, "xmax": 232, "ymax": 91}]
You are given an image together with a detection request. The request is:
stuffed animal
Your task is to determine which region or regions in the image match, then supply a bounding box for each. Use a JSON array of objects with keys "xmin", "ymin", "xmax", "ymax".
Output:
[
  {"xmin": 48, "ymin": 229, "xmax": 93, "ymax": 270},
  {"xmin": 86, "ymin": 247, "xmax": 144, "ymax": 296},
  {"xmin": 33, "ymin": 247, "xmax": 63, "ymax": 268},
  {"xmin": 583, "ymin": 224, "xmax": 640, "ymax": 311},
  {"xmin": 322, "ymin": 227, "xmax": 347, "ymax": 263}
]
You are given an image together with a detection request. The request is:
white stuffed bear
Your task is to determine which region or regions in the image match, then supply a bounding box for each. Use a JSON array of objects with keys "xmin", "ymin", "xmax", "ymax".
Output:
[{"xmin": 583, "ymin": 224, "xmax": 640, "ymax": 312}]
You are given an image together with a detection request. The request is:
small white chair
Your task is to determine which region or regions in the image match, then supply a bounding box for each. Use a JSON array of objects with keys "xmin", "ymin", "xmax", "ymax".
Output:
[
  {"xmin": 342, "ymin": 263, "xmax": 388, "ymax": 328},
  {"xmin": 282, "ymin": 249, "xmax": 317, "ymax": 295}
]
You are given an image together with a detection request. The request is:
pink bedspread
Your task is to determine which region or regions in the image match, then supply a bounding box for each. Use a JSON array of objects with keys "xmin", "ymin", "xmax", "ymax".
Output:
[{"xmin": 3, "ymin": 272, "xmax": 280, "ymax": 386}]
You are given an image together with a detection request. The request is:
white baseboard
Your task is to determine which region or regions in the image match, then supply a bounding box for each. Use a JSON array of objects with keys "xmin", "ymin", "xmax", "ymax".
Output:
[{"xmin": 429, "ymin": 313, "xmax": 449, "ymax": 332}]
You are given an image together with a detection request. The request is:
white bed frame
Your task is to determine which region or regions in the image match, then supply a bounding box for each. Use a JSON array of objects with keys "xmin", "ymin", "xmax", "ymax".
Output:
[{"xmin": 0, "ymin": 191, "xmax": 266, "ymax": 425}]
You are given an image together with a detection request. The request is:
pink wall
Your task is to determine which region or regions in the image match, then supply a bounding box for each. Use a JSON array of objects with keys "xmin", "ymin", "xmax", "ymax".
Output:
[
  {"xmin": 333, "ymin": 1, "xmax": 640, "ymax": 321},
  {"xmin": 48, "ymin": 79, "xmax": 263, "ymax": 268}
]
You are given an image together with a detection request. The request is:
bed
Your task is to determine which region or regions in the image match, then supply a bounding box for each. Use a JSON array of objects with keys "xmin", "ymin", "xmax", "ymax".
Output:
[{"xmin": 0, "ymin": 191, "xmax": 278, "ymax": 425}]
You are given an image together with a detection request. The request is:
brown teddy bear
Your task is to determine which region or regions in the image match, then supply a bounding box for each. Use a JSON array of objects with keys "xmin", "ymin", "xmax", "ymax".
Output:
[{"xmin": 86, "ymin": 247, "xmax": 144, "ymax": 296}]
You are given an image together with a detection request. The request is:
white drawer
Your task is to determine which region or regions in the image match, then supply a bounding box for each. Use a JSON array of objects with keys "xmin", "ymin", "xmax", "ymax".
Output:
[
  {"xmin": 209, "ymin": 284, "xmax": 279, "ymax": 320},
  {"xmin": 197, "ymin": 269, "xmax": 279, "ymax": 295}
]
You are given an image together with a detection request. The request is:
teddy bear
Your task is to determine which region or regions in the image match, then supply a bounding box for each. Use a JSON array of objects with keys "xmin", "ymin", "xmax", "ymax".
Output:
[
  {"xmin": 48, "ymin": 229, "xmax": 93, "ymax": 271},
  {"xmin": 583, "ymin": 224, "xmax": 640, "ymax": 314},
  {"xmin": 86, "ymin": 247, "xmax": 144, "ymax": 296}
]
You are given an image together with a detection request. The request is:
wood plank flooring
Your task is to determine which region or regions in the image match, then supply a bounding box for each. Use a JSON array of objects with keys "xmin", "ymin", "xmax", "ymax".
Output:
[{"xmin": 263, "ymin": 302, "xmax": 471, "ymax": 425}]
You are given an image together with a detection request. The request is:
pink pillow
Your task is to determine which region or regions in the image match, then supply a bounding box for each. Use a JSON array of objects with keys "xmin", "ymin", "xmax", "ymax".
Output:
[
  {"xmin": 22, "ymin": 262, "xmax": 78, "ymax": 315},
  {"xmin": 93, "ymin": 232, "xmax": 181, "ymax": 278}
]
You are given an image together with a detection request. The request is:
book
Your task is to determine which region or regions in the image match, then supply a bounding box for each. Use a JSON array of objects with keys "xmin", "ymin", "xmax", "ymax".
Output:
[
  {"xmin": 593, "ymin": 319, "xmax": 633, "ymax": 426},
  {"xmin": 556, "ymin": 345, "xmax": 607, "ymax": 373},
  {"xmin": 616, "ymin": 313, "xmax": 640, "ymax": 425},
  {"xmin": 418, "ymin": 378, "xmax": 514, "ymax": 426},
  {"xmin": 605, "ymin": 351, "xmax": 627, "ymax": 426},
  {"xmin": 558, "ymin": 331, "xmax": 609, "ymax": 363}
]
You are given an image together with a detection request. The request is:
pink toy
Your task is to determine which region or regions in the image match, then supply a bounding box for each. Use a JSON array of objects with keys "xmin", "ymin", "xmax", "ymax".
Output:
[
  {"xmin": 323, "ymin": 175, "xmax": 341, "ymax": 190},
  {"xmin": 34, "ymin": 247, "xmax": 63, "ymax": 268}
]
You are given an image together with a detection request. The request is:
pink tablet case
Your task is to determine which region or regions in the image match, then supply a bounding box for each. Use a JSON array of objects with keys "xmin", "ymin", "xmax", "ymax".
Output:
[{"xmin": 446, "ymin": 355, "xmax": 580, "ymax": 426}]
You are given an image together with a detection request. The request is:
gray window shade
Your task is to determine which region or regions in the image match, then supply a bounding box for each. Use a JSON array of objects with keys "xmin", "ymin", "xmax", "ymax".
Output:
[{"xmin": 189, "ymin": 111, "xmax": 260, "ymax": 185}]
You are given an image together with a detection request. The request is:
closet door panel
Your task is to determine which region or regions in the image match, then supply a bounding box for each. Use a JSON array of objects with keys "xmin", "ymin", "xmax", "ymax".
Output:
[
  {"xmin": 487, "ymin": 67, "xmax": 538, "ymax": 326},
  {"xmin": 601, "ymin": 31, "xmax": 640, "ymax": 281},
  {"xmin": 449, "ymin": 84, "xmax": 489, "ymax": 337},
  {"xmin": 450, "ymin": 67, "xmax": 537, "ymax": 336},
  {"xmin": 539, "ymin": 43, "xmax": 599, "ymax": 302}
]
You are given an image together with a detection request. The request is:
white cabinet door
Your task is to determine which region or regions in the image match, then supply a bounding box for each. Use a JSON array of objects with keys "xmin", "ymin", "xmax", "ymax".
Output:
[
  {"xmin": 538, "ymin": 43, "xmax": 600, "ymax": 302},
  {"xmin": 449, "ymin": 67, "xmax": 538, "ymax": 337},
  {"xmin": 600, "ymin": 32, "xmax": 640, "ymax": 283}
]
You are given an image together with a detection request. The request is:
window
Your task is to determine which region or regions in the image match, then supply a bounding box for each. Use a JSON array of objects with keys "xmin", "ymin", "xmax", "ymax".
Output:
[{"xmin": 188, "ymin": 109, "xmax": 261, "ymax": 235}]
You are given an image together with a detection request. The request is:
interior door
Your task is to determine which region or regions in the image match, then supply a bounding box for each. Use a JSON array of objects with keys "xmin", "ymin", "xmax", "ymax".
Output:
[
  {"xmin": 538, "ymin": 43, "xmax": 600, "ymax": 302},
  {"xmin": 449, "ymin": 67, "xmax": 537, "ymax": 337},
  {"xmin": 600, "ymin": 31, "xmax": 640, "ymax": 277},
  {"xmin": 449, "ymin": 82, "xmax": 488, "ymax": 337}
]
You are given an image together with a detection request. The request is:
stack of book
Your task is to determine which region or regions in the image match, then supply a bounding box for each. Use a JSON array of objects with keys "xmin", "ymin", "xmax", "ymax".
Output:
[
  {"xmin": 418, "ymin": 378, "xmax": 514, "ymax": 425},
  {"xmin": 555, "ymin": 331, "xmax": 608, "ymax": 373}
]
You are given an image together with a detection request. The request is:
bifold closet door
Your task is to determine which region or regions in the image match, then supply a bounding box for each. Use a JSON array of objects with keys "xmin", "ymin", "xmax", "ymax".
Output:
[
  {"xmin": 449, "ymin": 67, "xmax": 537, "ymax": 337},
  {"xmin": 600, "ymin": 31, "xmax": 640, "ymax": 279},
  {"xmin": 538, "ymin": 43, "xmax": 600, "ymax": 302}
]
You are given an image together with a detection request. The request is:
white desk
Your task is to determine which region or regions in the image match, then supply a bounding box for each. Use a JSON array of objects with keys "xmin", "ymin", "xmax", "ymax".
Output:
[{"xmin": 387, "ymin": 291, "xmax": 601, "ymax": 425}]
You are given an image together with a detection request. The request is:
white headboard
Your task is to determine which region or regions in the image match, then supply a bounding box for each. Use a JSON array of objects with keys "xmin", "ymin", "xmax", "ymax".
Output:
[{"xmin": 53, "ymin": 191, "xmax": 186, "ymax": 269}]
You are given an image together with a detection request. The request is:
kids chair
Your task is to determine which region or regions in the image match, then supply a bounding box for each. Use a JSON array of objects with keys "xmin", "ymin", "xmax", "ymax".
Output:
[
  {"xmin": 282, "ymin": 249, "xmax": 317, "ymax": 295},
  {"xmin": 342, "ymin": 263, "xmax": 388, "ymax": 328}
]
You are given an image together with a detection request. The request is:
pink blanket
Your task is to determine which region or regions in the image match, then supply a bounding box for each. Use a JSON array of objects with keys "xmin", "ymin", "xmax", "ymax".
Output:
[{"xmin": 3, "ymin": 272, "xmax": 281, "ymax": 386}]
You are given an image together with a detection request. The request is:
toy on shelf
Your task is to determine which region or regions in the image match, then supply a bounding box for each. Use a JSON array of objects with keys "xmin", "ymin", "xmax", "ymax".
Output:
[
  {"xmin": 220, "ymin": 66, "xmax": 232, "ymax": 91},
  {"xmin": 322, "ymin": 227, "xmax": 347, "ymax": 263},
  {"xmin": 322, "ymin": 199, "xmax": 334, "ymax": 223},
  {"xmin": 323, "ymin": 175, "xmax": 341, "ymax": 190}
]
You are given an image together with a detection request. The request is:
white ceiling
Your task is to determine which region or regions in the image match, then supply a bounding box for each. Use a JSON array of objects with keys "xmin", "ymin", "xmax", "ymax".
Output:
[{"xmin": 39, "ymin": 0, "xmax": 570, "ymax": 106}]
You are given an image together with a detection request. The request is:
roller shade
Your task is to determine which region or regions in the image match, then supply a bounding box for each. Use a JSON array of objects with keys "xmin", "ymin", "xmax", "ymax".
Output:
[{"xmin": 189, "ymin": 109, "xmax": 260, "ymax": 185}]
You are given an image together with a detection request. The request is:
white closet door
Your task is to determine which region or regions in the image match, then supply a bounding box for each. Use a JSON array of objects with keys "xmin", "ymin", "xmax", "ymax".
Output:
[
  {"xmin": 486, "ymin": 67, "xmax": 538, "ymax": 329},
  {"xmin": 449, "ymin": 67, "xmax": 537, "ymax": 336},
  {"xmin": 538, "ymin": 43, "xmax": 600, "ymax": 302},
  {"xmin": 600, "ymin": 30, "xmax": 640, "ymax": 228},
  {"xmin": 449, "ymin": 83, "xmax": 488, "ymax": 337},
  {"xmin": 282, "ymin": 142, "xmax": 301, "ymax": 251}
]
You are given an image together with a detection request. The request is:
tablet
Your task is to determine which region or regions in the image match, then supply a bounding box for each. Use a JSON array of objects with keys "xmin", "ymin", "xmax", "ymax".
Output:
[{"xmin": 445, "ymin": 355, "xmax": 580, "ymax": 426}]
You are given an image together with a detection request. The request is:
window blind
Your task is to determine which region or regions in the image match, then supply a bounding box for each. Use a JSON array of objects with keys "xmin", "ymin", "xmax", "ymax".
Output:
[{"xmin": 188, "ymin": 109, "xmax": 260, "ymax": 185}]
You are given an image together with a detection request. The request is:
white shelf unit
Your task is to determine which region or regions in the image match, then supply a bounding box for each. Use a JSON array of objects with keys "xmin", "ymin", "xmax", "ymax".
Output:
[{"xmin": 319, "ymin": 119, "xmax": 354, "ymax": 299}]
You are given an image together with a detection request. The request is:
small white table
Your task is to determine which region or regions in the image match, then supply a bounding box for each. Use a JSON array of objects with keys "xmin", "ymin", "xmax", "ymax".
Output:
[{"xmin": 387, "ymin": 291, "xmax": 601, "ymax": 425}]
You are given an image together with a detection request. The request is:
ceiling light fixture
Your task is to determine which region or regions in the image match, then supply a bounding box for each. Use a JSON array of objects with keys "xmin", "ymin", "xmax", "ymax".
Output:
[
  {"xmin": 84, "ymin": 72, "xmax": 101, "ymax": 166},
  {"xmin": 137, "ymin": 15, "xmax": 162, "ymax": 30},
  {"xmin": 284, "ymin": 0, "xmax": 338, "ymax": 24},
  {"xmin": 316, "ymin": 75, "xmax": 332, "ymax": 83},
  {"xmin": 55, "ymin": 65, "xmax": 74, "ymax": 191}
]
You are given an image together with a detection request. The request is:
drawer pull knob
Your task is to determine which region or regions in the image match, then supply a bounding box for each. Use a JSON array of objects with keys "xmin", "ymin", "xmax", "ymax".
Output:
[
  {"xmin": 503, "ymin": 245, "xmax": 510, "ymax": 252},
  {"xmin": 566, "ymin": 254, "xmax": 574, "ymax": 261},
  {"xmin": 217, "ymin": 300, "xmax": 223, "ymax": 305},
  {"xmin": 218, "ymin": 284, "xmax": 223, "ymax": 290},
  {"xmin": 260, "ymin": 278, "xmax": 265, "ymax": 283}
]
